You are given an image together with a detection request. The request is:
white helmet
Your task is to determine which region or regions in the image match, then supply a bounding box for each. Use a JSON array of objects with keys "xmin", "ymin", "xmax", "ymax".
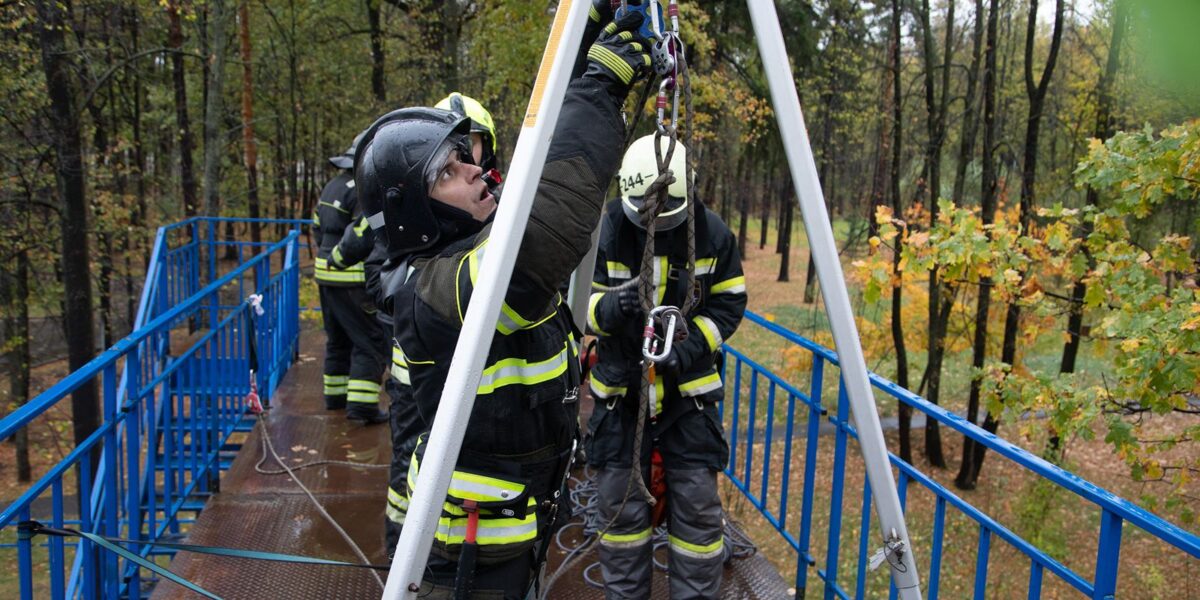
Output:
[{"xmin": 619, "ymin": 134, "xmax": 689, "ymax": 231}]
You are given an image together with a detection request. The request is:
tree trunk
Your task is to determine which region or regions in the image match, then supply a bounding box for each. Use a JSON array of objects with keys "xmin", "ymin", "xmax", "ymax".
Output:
[
  {"xmin": 1061, "ymin": 0, "xmax": 1128, "ymax": 375},
  {"xmin": 952, "ymin": 0, "xmax": 986, "ymax": 204},
  {"xmin": 8, "ymin": 250, "xmax": 32, "ymax": 482},
  {"xmin": 737, "ymin": 166, "xmax": 750, "ymax": 257},
  {"xmin": 203, "ymin": 0, "xmax": 230, "ymax": 221},
  {"xmin": 867, "ymin": 39, "xmax": 894, "ymax": 240},
  {"xmin": 36, "ymin": 0, "xmax": 100, "ymax": 476},
  {"xmin": 889, "ymin": 0, "xmax": 912, "ymax": 465},
  {"xmin": 956, "ymin": 0, "xmax": 1001, "ymax": 490},
  {"xmin": 167, "ymin": 0, "xmax": 199, "ymax": 218},
  {"xmin": 367, "ymin": 0, "xmax": 386, "ymax": 105},
  {"xmin": 976, "ymin": 0, "xmax": 1066, "ymax": 471},
  {"xmin": 759, "ymin": 167, "xmax": 771, "ymax": 250},
  {"xmin": 778, "ymin": 180, "xmax": 793, "ymax": 283},
  {"xmin": 239, "ymin": 0, "xmax": 261, "ymax": 245}
]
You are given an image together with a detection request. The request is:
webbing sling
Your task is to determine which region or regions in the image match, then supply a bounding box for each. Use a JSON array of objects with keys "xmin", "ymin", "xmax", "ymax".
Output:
[{"xmin": 19, "ymin": 521, "xmax": 392, "ymax": 598}]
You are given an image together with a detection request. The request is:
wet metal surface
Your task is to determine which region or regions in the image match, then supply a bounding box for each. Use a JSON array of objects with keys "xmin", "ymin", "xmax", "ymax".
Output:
[
  {"xmin": 153, "ymin": 325, "xmax": 791, "ymax": 599},
  {"xmin": 542, "ymin": 481, "xmax": 793, "ymax": 600}
]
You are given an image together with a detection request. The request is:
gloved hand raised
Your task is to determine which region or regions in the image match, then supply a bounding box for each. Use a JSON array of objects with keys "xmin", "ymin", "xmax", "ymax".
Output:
[{"xmin": 584, "ymin": 12, "xmax": 651, "ymax": 97}]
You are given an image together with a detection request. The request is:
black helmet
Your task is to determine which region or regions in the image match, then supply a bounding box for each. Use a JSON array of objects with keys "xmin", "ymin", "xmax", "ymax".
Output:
[
  {"xmin": 355, "ymin": 107, "xmax": 471, "ymax": 260},
  {"xmin": 329, "ymin": 130, "xmax": 367, "ymax": 170}
]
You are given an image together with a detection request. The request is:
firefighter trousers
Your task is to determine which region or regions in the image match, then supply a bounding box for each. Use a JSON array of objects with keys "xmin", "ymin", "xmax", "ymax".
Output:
[
  {"xmin": 318, "ymin": 285, "xmax": 387, "ymax": 408},
  {"xmin": 588, "ymin": 396, "xmax": 729, "ymax": 599}
]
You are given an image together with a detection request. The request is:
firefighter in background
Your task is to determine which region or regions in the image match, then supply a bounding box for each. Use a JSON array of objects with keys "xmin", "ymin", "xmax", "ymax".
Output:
[
  {"xmin": 585, "ymin": 135, "xmax": 747, "ymax": 599},
  {"xmin": 328, "ymin": 92, "xmax": 502, "ymax": 557},
  {"xmin": 353, "ymin": 13, "xmax": 649, "ymax": 597},
  {"xmin": 314, "ymin": 133, "xmax": 388, "ymax": 424}
]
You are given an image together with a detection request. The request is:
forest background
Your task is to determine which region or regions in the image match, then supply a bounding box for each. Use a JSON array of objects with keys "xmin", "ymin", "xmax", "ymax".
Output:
[{"xmin": 1, "ymin": 0, "xmax": 1198, "ymax": 574}]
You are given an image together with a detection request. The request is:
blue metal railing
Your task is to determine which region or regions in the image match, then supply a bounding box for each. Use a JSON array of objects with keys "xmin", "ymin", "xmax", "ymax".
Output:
[
  {"xmin": 719, "ymin": 310, "xmax": 1200, "ymax": 599},
  {"xmin": 0, "ymin": 218, "xmax": 305, "ymax": 599}
]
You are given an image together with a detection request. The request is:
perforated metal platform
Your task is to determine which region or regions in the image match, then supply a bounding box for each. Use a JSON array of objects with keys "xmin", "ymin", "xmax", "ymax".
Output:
[{"xmin": 151, "ymin": 324, "xmax": 792, "ymax": 599}]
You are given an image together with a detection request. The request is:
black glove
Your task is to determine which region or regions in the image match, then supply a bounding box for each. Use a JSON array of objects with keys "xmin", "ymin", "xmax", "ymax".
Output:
[
  {"xmin": 584, "ymin": 12, "xmax": 651, "ymax": 97},
  {"xmin": 657, "ymin": 346, "xmax": 682, "ymax": 377},
  {"xmin": 617, "ymin": 286, "xmax": 643, "ymax": 319}
]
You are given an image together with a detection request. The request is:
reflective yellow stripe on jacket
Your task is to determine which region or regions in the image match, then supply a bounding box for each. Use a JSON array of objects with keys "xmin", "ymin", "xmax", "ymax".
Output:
[
  {"xmin": 408, "ymin": 454, "xmax": 538, "ymax": 547},
  {"xmin": 314, "ymin": 257, "xmax": 365, "ymax": 284}
]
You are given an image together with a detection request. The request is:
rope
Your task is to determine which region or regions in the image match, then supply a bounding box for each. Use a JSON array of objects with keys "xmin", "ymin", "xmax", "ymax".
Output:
[
  {"xmin": 254, "ymin": 430, "xmax": 389, "ymax": 475},
  {"xmin": 539, "ymin": 466, "xmax": 758, "ymax": 595},
  {"xmin": 256, "ymin": 412, "xmax": 386, "ymax": 590}
]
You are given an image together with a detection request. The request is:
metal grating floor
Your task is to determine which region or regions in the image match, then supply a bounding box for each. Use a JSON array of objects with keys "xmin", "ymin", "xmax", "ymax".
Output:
[{"xmin": 151, "ymin": 324, "xmax": 793, "ymax": 599}]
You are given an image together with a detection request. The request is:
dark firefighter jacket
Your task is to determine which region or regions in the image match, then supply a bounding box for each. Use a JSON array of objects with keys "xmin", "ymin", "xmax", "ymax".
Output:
[
  {"xmin": 334, "ymin": 214, "xmax": 376, "ymax": 271},
  {"xmin": 390, "ymin": 77, "xmax": 624, "ymax": 560},
  {"xmin": 586, "ymin": 201, "xmax": 747, "ymax": 413},
  {"xmin": 313, "ymin": 172, "xmax": 366, "ymax": 286}
]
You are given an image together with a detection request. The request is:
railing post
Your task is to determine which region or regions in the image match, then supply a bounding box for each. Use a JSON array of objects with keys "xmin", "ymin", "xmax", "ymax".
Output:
[
  {"xmin": 207, "ymin": 219, "xmax": 218, "ymax": 329},
  {"xmin": 824, "ymin": 379, "xmax": 850, "ymax": 599},
  {"xmin": 124, "ymin": 346, "xmax": 142, "ymax": 599},
  {"xmin": 102, "ymin": 364, "xmax": 120, "ymax": 599},
  {"xmin": 797, "ymin": 355, "xmax": 824, "ymax": 598},
  {"xmin": 18, "ymin": 506, "xmax": 32, "ymax": 599},
  {"xmin": 1093, "ymin": 509, "xmax": 1123, "ymax": 599}
]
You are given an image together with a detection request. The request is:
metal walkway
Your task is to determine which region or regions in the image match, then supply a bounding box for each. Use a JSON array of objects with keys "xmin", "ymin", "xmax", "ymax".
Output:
[{"xmin": 152, "ymin": 323, "xmax": 791, "ymax": 599}]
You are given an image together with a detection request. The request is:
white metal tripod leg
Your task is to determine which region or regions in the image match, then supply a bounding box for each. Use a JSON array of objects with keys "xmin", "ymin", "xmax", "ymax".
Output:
[
  {"xmin": 379, "ymin": 1, "xmax": 592, "ymax": 598},
  {"xmin": 745, "ymin": 0, "xmax": 923, "ymax": 596}
]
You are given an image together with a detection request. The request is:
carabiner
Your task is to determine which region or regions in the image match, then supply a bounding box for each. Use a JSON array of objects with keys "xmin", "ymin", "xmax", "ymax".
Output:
[{"xmin": 642, "ymin": 305, "xmax": 687, "ymax": 363}]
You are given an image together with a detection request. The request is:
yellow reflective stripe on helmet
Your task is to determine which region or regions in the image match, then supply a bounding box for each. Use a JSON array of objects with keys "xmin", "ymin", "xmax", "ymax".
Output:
[
  {"xmin": 587, "ymin": 293, "xmax": 610, "ymax": 337},
  {"xmin": 668, "ymin": 534, "xmax": 724, "ymax": 559},
  {"xmin": 606, "ymin": 261, "xmax": 632, "ymax": 280},
  {"xmin": 589, "ymin": 374, "xmax": 627, "ymax": 399},
  {"xmin": 679, "ymin": 371, "xmax": 722, "ymax": 397},
  {"xmin": 475, "ymin": 342, "xmax": 570, "ymax": 395},
  {"xmin": 695, "ymin": 258, "xmax": 717, "ymax": 276},
  {"xmin": 712, "ymin": 275, "xmax": 746, "ymax": 295},
  {"xmin": 600, "ymin": 527, "xmax": 653, "ymax": 548},
  {"xmin": 694, "ymin": 315, "xmax": 723, "ymax": 353}
]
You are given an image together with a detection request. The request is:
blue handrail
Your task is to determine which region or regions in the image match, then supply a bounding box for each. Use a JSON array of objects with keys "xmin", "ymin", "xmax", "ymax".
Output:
[
  {"xmin": 0, "ymin": 218, "xmax": 304, "ymax": 599},
  {"xmin": 720, "ymin": 310, "xmax": 1200, "ymax": 598}
]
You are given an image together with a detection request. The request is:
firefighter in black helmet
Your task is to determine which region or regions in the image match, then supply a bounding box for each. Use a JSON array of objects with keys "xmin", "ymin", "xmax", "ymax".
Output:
[
  {"xmin": 313, "ymin": 132, "xmax": 387, "ymax": 424},
  {"xmin": 354, "ymin": 12, "xmax": 650, "ymax": 598}
]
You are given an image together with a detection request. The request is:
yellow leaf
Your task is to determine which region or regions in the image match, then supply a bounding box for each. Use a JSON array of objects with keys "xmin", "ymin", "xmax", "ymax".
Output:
[{"xmin": 1120, "ymin": 338, "xmax": 1141, "ymax": 352}]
